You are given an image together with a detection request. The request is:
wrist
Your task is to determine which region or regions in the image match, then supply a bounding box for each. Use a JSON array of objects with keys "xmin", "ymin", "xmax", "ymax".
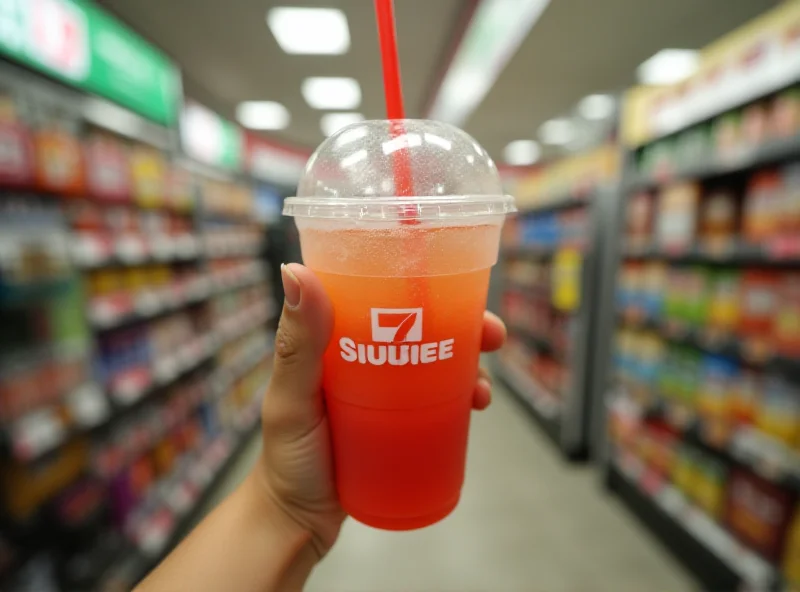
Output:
[{"xmin": 240, "ymin": 471, "xmax": 313, "ymax": 550}]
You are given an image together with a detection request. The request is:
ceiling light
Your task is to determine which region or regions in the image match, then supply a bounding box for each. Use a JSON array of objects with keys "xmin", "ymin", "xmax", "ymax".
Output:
[
  {"xmin": 302, "ymin": 77, "xmax": 361, "ymax": 110},
  {"xmin": 539, "ymin": 118, "xmax": 574, "ymax": 145},
  {"xmin": 320, "ymin": 112, "xmax": 364, "ymax": 137},
  {"xmin": 427, "ymin": 0, "xmax": 551, "ymax": 126},
  {"xmin": 637, "ymin": 49, "xmax": 700, "ymax": 86},
  {"xmin": 578, "ymin": 94, "xmax": 615, "ymax": 120},
  {"xmin": 503, "ymin": 140, "xmax": 540, "ymax": 165},
  {"xmin": 267, "ymin": 7, "xmax": 349, "ymax": 55},
  {"xmin": 236, "ymin": 101, "xmax": 290, "ymax": 130}
]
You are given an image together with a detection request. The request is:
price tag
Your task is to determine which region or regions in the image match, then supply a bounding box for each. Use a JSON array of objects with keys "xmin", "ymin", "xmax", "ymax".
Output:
[
  {"xmin": 112, "ymin": 368, "xmax": 151, "ymax": 405},
  {"xmin": 150, "ymin": 235, "xmax": 174, "ymax": 261},
  {"xmin": 153, "ymin": 356, "xmax": 179, "ymax": 384},
  {"xmin": 72, "ymin": 233, "xmax": 113, "ymax": 267},
  {"xmin": 116, "ymin": 235, "xmax": 147, "ymax": 263},
  {"xmin": 66, "ymin": 383, "xmax": 110, "ymax": 428},
  {"xmin": 12, "ymin": 408, "xmax": 65, "ymax": 460},
  {"xmin": 135, "ymin": 292, "xmax": 162, "ymax": 316}
]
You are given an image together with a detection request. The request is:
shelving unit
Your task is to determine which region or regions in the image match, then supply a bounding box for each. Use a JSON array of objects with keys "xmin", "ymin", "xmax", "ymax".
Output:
[
  {"xmin": 603, "ymin": 4, "xmax": 800, "ymax": 589},
  {"xmin": 495, "ymin": 146, "xmax": 619, "ymax": 459},
  {"xmin": 0, "ymin": 42, "xmax": 279, "ymax": 590}
]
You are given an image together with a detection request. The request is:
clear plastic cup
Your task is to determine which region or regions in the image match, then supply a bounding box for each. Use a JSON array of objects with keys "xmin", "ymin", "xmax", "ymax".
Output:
[{"xmin": 283, "ymin": 119, "xmax": 515, "ymax": 530}]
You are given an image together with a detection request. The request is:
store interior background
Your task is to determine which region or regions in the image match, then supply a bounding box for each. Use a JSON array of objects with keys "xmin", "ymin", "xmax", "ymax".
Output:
[{"xmin": 3, "ymin": 0, "xmax": 800, "ymax": 589}]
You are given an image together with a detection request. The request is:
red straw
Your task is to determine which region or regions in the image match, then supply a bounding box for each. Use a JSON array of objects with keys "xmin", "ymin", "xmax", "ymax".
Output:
[
  {"xmin": 375, "ymin": 0, "xmax": 405, "ymax": 119},
  {"xmin": 374, "ymin": 0, "xmax": 415, "ymax": 209}
]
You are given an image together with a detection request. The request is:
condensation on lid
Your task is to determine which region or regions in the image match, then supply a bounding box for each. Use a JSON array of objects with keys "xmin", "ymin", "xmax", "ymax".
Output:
[
  {"xmin": 284, "ymin": 119, "xmax": 517, "ymax": 220},
  {"xmin": 282, "ymin": 194, "xmax": 516, "ymax": 220}
]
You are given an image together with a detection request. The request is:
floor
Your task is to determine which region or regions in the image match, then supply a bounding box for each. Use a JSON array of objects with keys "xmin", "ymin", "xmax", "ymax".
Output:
[{"xmin": 203, "ymin": 374, "xmax": 695, "ymax": 592}]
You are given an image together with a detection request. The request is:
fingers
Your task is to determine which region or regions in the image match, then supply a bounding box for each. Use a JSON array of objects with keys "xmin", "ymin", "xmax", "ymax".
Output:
[
  {"xmin": 480, "ymin": 311, "xmax": 507, "ymax": 353},
  {"xmin": 472, "ymin": 367, "xmax": 492, "ymax": 410},
  {"xmin": 263, "ymin": 263, "xmax": 333, "ymax": 437}
]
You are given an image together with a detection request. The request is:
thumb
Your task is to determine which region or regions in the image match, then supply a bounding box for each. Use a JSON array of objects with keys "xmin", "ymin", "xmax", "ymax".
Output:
[{"xmin": 263, "ymin": 263, "xmax": 333, "ymax": 437}]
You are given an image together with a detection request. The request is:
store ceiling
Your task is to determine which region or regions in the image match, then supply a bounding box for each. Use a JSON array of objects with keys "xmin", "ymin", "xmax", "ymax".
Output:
[{"xmin": 98, "ymin": 0, "xmax": 778, "ymax": 162}]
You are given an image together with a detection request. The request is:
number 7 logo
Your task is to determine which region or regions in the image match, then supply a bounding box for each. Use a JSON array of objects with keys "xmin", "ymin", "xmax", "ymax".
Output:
[{"xmin": 370, "ymin": 308, "xmax": 423, "ymax": 343}]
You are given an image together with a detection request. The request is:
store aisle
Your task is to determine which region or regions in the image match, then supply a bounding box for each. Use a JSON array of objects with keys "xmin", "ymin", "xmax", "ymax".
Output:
[{"xmin": 307, "ymin": 378, "xmax": 695, "ymax": 592}]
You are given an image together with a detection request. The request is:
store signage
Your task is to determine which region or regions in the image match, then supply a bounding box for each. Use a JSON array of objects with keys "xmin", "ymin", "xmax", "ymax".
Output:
[
  {"xmin": 0, "ymin": 0, "xmax": 180, "ymax": 125},
  {"xmin": 245, "ymin": 133, "xmax": 308, "ymax": 187},
  {"xmin": 180, "ymin": 101, "xmax": 242, "ymax": 171}
]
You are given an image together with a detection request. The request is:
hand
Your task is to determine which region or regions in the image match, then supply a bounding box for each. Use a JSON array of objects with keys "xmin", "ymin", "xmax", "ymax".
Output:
[{"xmin": 252, "ymin": 263, "xmax": 507, "ymax": 559}]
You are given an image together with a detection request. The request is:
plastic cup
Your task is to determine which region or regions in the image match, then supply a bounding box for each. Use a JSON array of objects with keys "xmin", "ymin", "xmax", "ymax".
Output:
[{"xmin": 283, "ymin": 119, "xmax": 515, "ymax": 530}]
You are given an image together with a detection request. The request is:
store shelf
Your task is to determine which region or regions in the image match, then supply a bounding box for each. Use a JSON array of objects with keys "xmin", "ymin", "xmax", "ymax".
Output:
[
  {"xmin": 108, "ymin": 334, "xmax": 216, "ymax": 406},
  {"xmin": 622, "ymin": 241, "xmax": 800, "ymax": 267},
  {"xmin": 614, "ymin": 382, "xmax": 800, "ymax": 492},
  {"xmin": 608, "ymin": 451, "xmax": 778, "ymax": 591},
  {"xmin": 616, "ymin": 313, "xmax": 800, "ymax": 382},
  {"xmin": 518, "ymin": 195, "xmax": 589, "ymax": 215},
  {"xmin": 211, "ymin": 345, "xmax": 273, "ymax": 401},
  {"xmin": 501, "ymin": 245, "xmax": 557, "ymax": 259},
  {"xmin": 88, "ymin": 281, "xmax": 211, "ymax": 330},
  {"xmin": 210, "ymin": 268, "xmax": 268, "ymax": 295},
  {"xmin": 495, "ymin": 358, "xmax": 561, "ymax": 446},
  {"xmin": 626, "ymin": 134, "xmax": 800, "ymax": 192},
  {"xmin": 6, "ymin": 382, "xmax": 110, "ymax": 462},
  {"xmin": 72, "ymin": 233, "xmax": 200, "ymax": 269},
  {"xmin": 508, "ymin": 324, "xmax": 563, "ymax": 360}
]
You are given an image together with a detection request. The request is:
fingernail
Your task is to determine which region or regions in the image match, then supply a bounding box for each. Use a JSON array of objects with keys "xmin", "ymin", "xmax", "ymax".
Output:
[
  {"xmin": 478, "ymin": 377, "xmax": 492, "ymax": 392},
  {"xmin": 281, "ymin": 263, "xmax": 301, "ymax": 309}
]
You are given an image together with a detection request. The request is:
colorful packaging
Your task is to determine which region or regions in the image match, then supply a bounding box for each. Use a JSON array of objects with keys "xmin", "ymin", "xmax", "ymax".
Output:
[
  {"xmin": 699, "ymin": 188, "xmax": 738, "ymax": 252},
  {"xmin": 741, "ymin": 102, "xmax": 769, "ymax": 148},
  {"xmin": 682, "ymin": 267, "xmax": 711, "ymax": 327},
  {"xmin": 739, "ymin": 270, "xmax": 780, "ymax": 341},
  {"xmin": 776, "ymin": 274, "xmax": 800, "ymax": 357},
  {"xmin": 726, "ymin": 469, "xmax": 794, "ymax": 561},
  {"xmin": 757, "ymin": 375, "xmax": 800, "ymax": 446},
  {"xmin": 781, "ymin": 505, "xmax": 800, "ymax": 589},
  {"xmin": 656, "ymin": 182, "xmax": 700, "ymax": 251},
  {"xmin": 731, "ymin": 369, "xmax": 762, "ymax": 426},
  {"xmin": 0, "ymin": 119, "xmax": 34, "ymax": 187},
  {"xmin": 641, "ymin": 263, "xmax": 666, "ymax": 319},
  {"xmin": 772, "ymin": 88, "xmax": 800, "ymax": 138},
  {"xmin": 131, "ymin": 145, "xmax": 166, "ymax": 209},
  {"xmin": 691, "ymin": 453, "xmax": 728, "ymax": 520},
  {"xmin": 782, "ymin": 164, "xmax": 800, "ymax": 237},
  {"xmin": 84, "ymin": 133, "xmax": 131, "ymax": 202},
  {"xmin": 714, "ymin": 112, "xmax": 742, "ymax": 157},
  {"xmin": 672, "ymin": 445, "xmax": 699, "ymax": 496},
  {"xmin": 697, "ymin": 355, "xmax": 737, "ymax": 445},
  {"xmin": 34, "ymin": 125, "xmax": 85, "ymax": 195},
  {"xmin": 707, "ymin": 271, "xmax": 741, "ymax": 334},
  {"xmin": 626, "ymin": 192, "xmax": 654, "ymax": 249},
  {"xmin": 743, "ymin": 171, "xmax": 782, "ymax": 243}
]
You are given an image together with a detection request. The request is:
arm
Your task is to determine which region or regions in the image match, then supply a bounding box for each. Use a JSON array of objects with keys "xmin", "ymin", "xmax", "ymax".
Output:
[{"xmin": 136, "ymin": 474, "xmax": 315, "ymax": 592}]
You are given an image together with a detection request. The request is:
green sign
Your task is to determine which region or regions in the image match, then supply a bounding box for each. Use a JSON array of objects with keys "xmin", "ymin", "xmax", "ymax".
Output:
[
  {"xmin": 180, "ymin": 101, "xmax": 242, "ymax": 171},
  {"xmin": 0, "ymin": 0, "xmax": 180, "ymax": 125}
]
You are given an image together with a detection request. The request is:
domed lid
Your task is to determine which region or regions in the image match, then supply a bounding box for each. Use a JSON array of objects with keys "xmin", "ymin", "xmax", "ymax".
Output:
[{"xmin": 283, "ymin": 119, "xmax": 516, "ymax": 222}]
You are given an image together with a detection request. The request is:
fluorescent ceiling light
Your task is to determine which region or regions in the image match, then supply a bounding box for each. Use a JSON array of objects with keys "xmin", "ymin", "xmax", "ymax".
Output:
[
  {"xmin": 428, "ymin": 0, "xmax": 551, "ymax": 126},
  {"xmin": 320, "ymin": 112, "xmax": 364, "ymax": 137},
  {"xmin": 302, "ymin": 77, "xmax": 361, "ymax": 110},
  {"xmin": 539, "ymin": 118, "xmax": 574, "ymax": 145},
  {"xmin": 637, "ymin": 49, "xmax": 700, "ymax": 85},
  {"xmin": 236, "ymin": 101, "xmax": 290, "ymax": 130},
  {"xmin": 503, "ymin": 140, "xmax": 540, "ymax": 165},
  {"xmin": 267, "ymin": 7, "xmax": 349, "ymax": 55},
  {"xmin": 578, "ymin": 94, "xmax": 615, "ymax": 120}
]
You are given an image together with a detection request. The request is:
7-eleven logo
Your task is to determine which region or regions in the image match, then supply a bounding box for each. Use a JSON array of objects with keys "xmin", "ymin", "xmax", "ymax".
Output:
[
  {"xmin": 370, "ymin": 308, "xmax": 422, "ymax": 343},
  {"xmin": 29, "ymin": 0, "xmax": 89, "ymax": 80}
]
